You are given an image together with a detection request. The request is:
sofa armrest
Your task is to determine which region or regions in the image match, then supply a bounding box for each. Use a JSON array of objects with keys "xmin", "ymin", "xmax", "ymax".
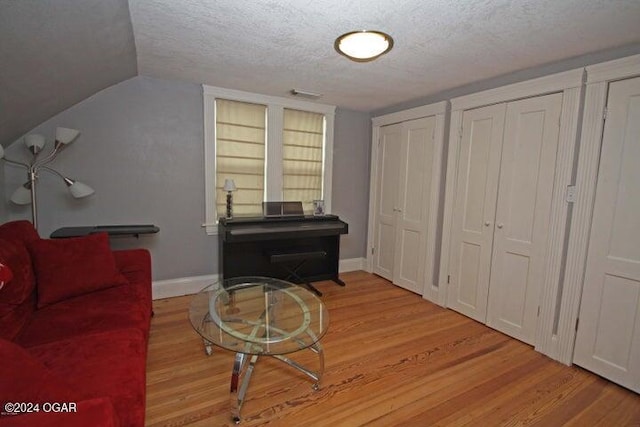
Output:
[
  {"xmin": 0, "ymin": 397, "xmax": 119, "ymax": 427},
  {"xmin": 113, "ymin": 249, "xmax": 152, "ymax": 316},
  {"xmin": 113, "ymin": 249, "xmax": 151, "ymax": 285}
]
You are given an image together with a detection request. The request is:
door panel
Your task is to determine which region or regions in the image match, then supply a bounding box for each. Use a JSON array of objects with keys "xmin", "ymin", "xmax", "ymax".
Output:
[
  {"xmin": 376, "ymin": 223, "xmax": 396, "ymax": 280},
  {"xmin": 394, "ymin": 117, "xmax": 436, "ymax": 293},
  {"xmin": 459, "ymin": 242, "xmax": 482, "ymax": 306},
  {"xmin": 574, "ymin": 76, "xmax": 640, "ymax": 393},
  {"xmin": 447, "ymin": 104, "xmax": 506, "ymax": 321},
  {"xmin": 373, "ymin": 123, "xmax": 402, "ymax": 280},
  {"xmin": 397, "ymin": 229, "xmax": 421, "ymax": 285},
  {"xmin": 592, "ymin": 275, "xmax": 640, "ymax": 370},
  {"xmin": 486, "ymin": 93, "xmax": 562, "ymax": 344}
]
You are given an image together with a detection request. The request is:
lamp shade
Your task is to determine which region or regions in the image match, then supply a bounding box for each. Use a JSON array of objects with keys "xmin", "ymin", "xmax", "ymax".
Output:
[
  {"xmin": 223, "ymin": 178, "xmax": 237, "ymax": 192},
  {"xmin": 24, "ymin": 134, "xmax": 46, "ymax": 153},
  {"xmin": 55, "ymin": 127, "xmax": 80, "ymax": 145},
  {"xmin": 10, "ymin": 183, "xmax": 32, "ymax": 205},
  {"xmin": 67, "ymin": 180, "xmax": 95, "ymax": 199}
]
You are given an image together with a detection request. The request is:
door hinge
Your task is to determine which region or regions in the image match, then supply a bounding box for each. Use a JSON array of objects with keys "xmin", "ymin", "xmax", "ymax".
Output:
[
  {"xmin": 458, "ymin": 126, "xmax": 463, "ymax": 139},
  {"xmin": 537, "ymin": 306, "xmax": 541, "ymax": 317},
  {"xmin": 575, "ymin": 317, "xmax": 580, "ymax": 332},
  {"xmin": 447, "ymin": 275, "xmax": 451, "ymax": 284},
  {"xmin": 371, "ymin": 247, "xmax": 375, "ymax": 255},
  {"xmin": 603, "ymin": 106, "xmax": 608, "ymax": 121}
]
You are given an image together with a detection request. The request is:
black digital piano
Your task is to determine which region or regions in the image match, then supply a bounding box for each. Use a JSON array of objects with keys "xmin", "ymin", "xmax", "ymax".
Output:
[{"xmin": 218, "ymin": 214, "xmax": 348, "ymax": 294}]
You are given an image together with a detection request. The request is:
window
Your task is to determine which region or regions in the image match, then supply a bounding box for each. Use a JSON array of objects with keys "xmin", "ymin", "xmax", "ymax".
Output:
[
  {"xmin": 203, "ymin": 85, "xmax": 335, "ymax": 234},
  {"xmin": 215, "ymin": 99, "xmax": 266, "ymax": 216},
  {"xmin": 282, "ymin": 108, "xmax": 324, "ymax": 212}
]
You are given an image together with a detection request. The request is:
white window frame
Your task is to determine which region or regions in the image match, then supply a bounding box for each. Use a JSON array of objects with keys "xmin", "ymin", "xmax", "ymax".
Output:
[{"xmin": 203, "ymin": 84, "xmax": 336, "ymax": 235}]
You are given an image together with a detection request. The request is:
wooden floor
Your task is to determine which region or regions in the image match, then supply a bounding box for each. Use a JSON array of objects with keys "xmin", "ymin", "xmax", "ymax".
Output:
[{"xmin": 145, "ymin": 271, "xmax": 640, "ymax": 426}]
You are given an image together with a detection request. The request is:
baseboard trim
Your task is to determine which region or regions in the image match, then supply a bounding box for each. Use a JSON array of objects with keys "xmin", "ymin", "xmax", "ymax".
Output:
[
  {"xmin": 152, "ymin": 274, "xmax": 219, "ymax": 300},
  {"xmin": 152, "ymin": 257, "xmax": 366, "ymax": 300},
  {"xmin": 339, "ymin": 257, "xmax": 366, "ymax": 272}
]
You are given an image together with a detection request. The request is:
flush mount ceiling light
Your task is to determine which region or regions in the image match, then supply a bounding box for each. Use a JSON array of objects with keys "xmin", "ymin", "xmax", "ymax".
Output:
[{"xmin": 334, "ymin": 30, "xmax": 394, "ymax": 62}]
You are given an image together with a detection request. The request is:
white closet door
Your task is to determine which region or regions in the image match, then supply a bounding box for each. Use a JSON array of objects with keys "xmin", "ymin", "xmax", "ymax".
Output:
[
  {"xmin": 393, "ymin": 117, "xmax": 436, "ymax": 294},
  {"xmin": 574, "ymin": 76, "xmax": 640, "ymax": 393},
  {"xmin": 372, "ymin": 123, "xmax": 403, "ymax": 281},
  {"xmin": 486, "ymin": 93, "xmax": 562, "ymax": 345},
  {"xmin": 447, "ymin": 104, "xmax": 506, "ymax": 322}
]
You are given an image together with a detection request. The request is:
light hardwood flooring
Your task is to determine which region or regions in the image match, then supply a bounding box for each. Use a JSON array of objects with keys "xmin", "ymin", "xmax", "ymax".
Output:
[{"xmin": 145, "ymin": 271, "xmax": 640, "ymax": 426}]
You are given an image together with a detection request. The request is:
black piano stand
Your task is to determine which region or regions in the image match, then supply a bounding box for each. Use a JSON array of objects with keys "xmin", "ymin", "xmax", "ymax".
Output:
[{"xmin": 267, "ymin": 249, "xmax": 328, "ymax": 296}]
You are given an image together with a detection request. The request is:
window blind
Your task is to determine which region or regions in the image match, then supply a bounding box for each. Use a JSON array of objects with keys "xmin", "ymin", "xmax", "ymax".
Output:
[
  {"xmin": 216, "ymin": 99, "xmax": 266, "ymax": 216},
  {"xmin": 282, "ymin": 108, "xmax": 324, "ymax": 213}
]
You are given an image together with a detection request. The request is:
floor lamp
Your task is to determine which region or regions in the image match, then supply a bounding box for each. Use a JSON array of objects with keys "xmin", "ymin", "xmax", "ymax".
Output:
[{"xmin": 0, "ymin": 127, "xmax": 94, "ymax": 230}]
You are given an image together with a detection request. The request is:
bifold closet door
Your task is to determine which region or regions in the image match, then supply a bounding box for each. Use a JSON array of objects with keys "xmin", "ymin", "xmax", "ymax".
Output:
[
  {"xmin": 393, "ymin": 117, "xmax": 436, "ymax": 294},
  {"xmin": 485, "ymin": 93, "xmax": 562, "ymax": 345},
  {"xmin": 447, "ymin": 93, "xmax": 562, "ymax": 335},
  {"xmin": 372, "ymin": 117, "xmax": 436, "ymax": 294},
  {"xmin": 573, "ymin": 76, "xmax": 640, "ymax": 393},
  {"xmin": 372, "ymin": 122, "xmax": 402, "ymax": 281},
  {"xmin": 447, "ymin": 104, "xmax": 506, "ymax": 321}
]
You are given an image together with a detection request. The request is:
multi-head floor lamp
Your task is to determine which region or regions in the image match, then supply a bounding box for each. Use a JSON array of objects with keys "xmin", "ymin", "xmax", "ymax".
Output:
[{"xmin": 0, "ymin": 127, "xmax": 94, "ymax": 230}]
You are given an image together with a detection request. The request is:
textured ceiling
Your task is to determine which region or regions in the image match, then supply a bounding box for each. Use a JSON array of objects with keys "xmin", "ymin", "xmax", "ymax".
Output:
[
  {"xmin": 129, "ymin": 0, "xmax": 640, "ymax": 111},
  {"xmin": 2, "ymin": 0, "xmax": 640, "ymax": 147}
]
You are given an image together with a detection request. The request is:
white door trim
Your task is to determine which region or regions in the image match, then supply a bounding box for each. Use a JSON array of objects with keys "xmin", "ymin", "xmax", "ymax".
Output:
[
  {"xmin": 422, "ymin": 112, "xmax": 447, "ymax": 303},
  {"xmin": 533, "ymin": 85, "xmax": 583, "ymax": 361},
  {"xmin": 585, "ymin": 54, "xmax": 640, "ymax": 84},
  {"xmin": 439, "ymin": 68, "xmax": 584, "ymax": 361},
  {"xmin": 556, "ymin": 54, "xmax": 640, "ymax": 365},
  {"xmin": 372, "ymin": 101, "xmax": 448, "ymax": 127},
  {"xmin": 450, "ymin": 69, "xmax": 583, "ymax": 111}
]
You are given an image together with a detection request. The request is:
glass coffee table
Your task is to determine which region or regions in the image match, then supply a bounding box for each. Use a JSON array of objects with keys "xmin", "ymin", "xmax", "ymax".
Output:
[{"xmin": 189, "ymin": 277, "xmax": 329, "ymax": 423}]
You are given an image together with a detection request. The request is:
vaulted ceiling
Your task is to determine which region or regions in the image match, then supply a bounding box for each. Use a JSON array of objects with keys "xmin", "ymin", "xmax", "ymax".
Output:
[{"xmin": 2, "ymin": 0, "xmax": 640, "ymax": 146}]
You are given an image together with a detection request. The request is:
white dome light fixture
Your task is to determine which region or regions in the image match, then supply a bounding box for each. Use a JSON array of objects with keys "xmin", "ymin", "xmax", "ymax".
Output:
[{"xmin": 335, "ymin": 30, "xmax": 394, "ymax": 62}]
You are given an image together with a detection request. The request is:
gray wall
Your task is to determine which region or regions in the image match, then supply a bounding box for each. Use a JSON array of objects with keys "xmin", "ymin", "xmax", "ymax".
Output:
[
  {"xmin": 3, "ymin": 76, "xmax": 372, "ymax": 280},
  {"xmin": 332, "ymin": 108, "xmax": 372, "ymax": 259}
]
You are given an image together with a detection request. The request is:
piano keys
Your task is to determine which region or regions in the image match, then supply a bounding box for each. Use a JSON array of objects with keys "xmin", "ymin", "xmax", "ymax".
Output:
[{"xmin": 218, "ymin": 215, "xmax": 348, "ymax": 287}]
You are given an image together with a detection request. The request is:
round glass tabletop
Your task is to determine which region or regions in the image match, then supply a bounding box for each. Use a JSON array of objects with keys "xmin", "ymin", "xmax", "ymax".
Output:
[{"xmin": 189, "ymin": 277, "xmax": 329, "ymax": 355}]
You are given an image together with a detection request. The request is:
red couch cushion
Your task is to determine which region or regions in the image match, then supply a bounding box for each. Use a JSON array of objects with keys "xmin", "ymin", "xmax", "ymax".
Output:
[
  {"xmin": 0, "ymin": 338, "xmax": 77, "ymax": 404},
  {"xmin": 0, "ymin": 293, "xmax": 36, "ymax": 342},
  {"xmin": 28, "ymin": 329, "xmax": 148, "ymax": 427},
  {"xmin": 0, "ymin": 220, "xmax": 40, "ymax": 245},
  {"xmin": 0, "ymin": 238, "xmax": 36, "ymax": 306},
  {"xmin": 17, "ymin": 281, "xmax": 151, "ymax": 348},
  {"xmin": 0, "ymin": 221, "xmax": 40, "ymax": 340},
  {"xmin": 0, "ymin": 238, "xmax": 37, "ymax": 340},
  {"xmin": 0, "ymin": 338, "xmax": 119, "ymax": 427},
  {"xmin": 28, "ymin": 233, "xmax": 127, "ymax": 308}
]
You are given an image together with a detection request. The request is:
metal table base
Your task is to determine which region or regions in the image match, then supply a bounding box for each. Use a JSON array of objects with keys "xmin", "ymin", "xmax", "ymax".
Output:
[{"xmin": 226, "ymin": 342, "xmax": 324, "ymax": 424}]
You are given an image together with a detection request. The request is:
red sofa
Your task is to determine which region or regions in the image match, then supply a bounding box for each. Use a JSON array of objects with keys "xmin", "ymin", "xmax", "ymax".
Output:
[{"xmin": 0, "ymin": 220, "xmax": 152, "ymax": 427}]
